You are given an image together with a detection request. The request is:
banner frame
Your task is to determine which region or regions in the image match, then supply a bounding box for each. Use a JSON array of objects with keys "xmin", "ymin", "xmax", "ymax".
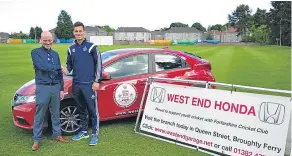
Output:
[{"xmin": 134, "ymin": 77, "xmax": 292, "ymax": 156}]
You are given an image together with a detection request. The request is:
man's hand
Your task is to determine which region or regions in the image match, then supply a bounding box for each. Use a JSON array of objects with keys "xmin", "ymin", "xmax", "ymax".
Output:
[
  {"xmin": 92, "ymin": 82, "xmax": 100, "ymax": 91},
  {"xmin": 61, "ymin": 66, "xmax": 69, "ymax": 75},
  {"xmin": 60, "ymin": 91, "xmax": 64, "ymax": 100}
]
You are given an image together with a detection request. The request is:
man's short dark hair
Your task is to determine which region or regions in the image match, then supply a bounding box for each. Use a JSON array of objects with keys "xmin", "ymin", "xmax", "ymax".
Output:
[{"xmin": 73, "ymin": 21, "xmax": 85, "ymax": 30}]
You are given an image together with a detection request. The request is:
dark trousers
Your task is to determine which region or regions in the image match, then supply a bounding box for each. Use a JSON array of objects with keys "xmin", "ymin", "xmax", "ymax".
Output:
[
  {"xmin": 33, "ymin": 84, "xmax": 61, "ymax": 142},
  {"xmin": 72, "ymin": 83, "xmax": 99, "ymax": 135}
]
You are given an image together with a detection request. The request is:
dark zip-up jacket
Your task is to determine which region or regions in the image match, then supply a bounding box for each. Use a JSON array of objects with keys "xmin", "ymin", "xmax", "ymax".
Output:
[{"xmin": 66, "ymin": 40, "xmax": 102, "ymax": 84}]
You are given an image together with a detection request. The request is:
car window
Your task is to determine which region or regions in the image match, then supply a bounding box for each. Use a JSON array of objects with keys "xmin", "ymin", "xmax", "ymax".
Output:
[
  {"xmin": 154, "ymin": 54, "xmax": 182, "ymax": 72},
  {"xmin": 104, "ymin": 54, "xmax": 149, "ymax": 79},
  {"xmin": 101, "ymin": 52, "xmax": 119, "ymax": 62}
]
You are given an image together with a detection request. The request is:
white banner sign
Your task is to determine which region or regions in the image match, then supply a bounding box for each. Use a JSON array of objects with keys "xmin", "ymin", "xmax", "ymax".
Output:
[
  {"xmin": 90, "ymin": 36, "xmax": 113, "ymax": 45},
  {"xmin": 139, "ymin": 82, "xmax": 291, "ymax": 156}
]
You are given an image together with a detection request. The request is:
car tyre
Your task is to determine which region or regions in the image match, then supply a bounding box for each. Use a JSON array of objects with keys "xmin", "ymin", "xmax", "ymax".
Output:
[{"xmin": 59, "ymin": 99, "xmax": 81, "ymax": 136}]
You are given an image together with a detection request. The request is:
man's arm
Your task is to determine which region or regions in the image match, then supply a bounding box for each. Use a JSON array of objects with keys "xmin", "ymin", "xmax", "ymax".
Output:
[
  {"xmin": 31, "ymin": 49, "xmax": 61, "ymax": 71},
  {"xmin": 90, "ymin": 45, "xmax": 103, "ymax": 83},
  {"xmin": 66, "ymin": 48, "xmax": 73, "ymax": 72},
  {"xmin": 57, "ymin": 54, "xmax": 64, "ymax": 91}
]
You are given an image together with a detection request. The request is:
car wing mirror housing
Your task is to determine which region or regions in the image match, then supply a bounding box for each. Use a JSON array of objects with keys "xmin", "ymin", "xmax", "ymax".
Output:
[{"xmin": 102, "ymin": 71, "xmax": 111, "ymax": 81}]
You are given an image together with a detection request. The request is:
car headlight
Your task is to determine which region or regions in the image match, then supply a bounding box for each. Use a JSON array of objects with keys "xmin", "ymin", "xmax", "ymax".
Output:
[{"xmin": 13, "ymin": 94, "xmax": 36, "ymax": 106}]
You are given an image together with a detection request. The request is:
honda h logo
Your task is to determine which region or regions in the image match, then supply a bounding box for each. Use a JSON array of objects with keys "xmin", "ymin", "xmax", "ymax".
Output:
[
  {"xmin": 150, "ymin": 87, "xmax": 166, "ymax": 103},
  {"xmin": 258, "ymin": 102, "xmax": 285, "ymax": 125}
]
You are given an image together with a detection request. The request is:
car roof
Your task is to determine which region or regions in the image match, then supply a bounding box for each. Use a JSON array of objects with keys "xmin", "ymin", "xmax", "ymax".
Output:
[
  {"xmin": 103, "ymin": 48, "xmax": 164, "ymax": 55},
  {"xmin": 101, "ymin": 47, "xmax": 206, "ymax": 62}
]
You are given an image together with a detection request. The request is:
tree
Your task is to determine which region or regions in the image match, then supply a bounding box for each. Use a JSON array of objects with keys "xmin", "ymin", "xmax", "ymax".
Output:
[
  {"xmin": 206, "ymin": 33, "xmax": 213, "ymax": 40},
  {"xmin": 9, "ymin": 32, "xmax": 29, "ymax": 39},
  {"xmin": 228, "ymin": 4, "xmax": 253, "ymax": 37},
  {"xmin": 207, "ymin": 25, "xmax": 211, "ymax": 31},
  {"xmin": 29, "ymin": 26, "xmax": 43, "ymax": 39},
  {"xmin": 35, "ymin": 26, "xmax": 43, "ymax": 39},
  {"xmin": 55, "ymin": 10, "xmax": 74, "ymax": 39},
  {"xmin": 98, "ymin": 25, "xmax": 115, "ymax": 36},
  {"xmin": 191, "ymin": 22, "xmax": 206, "ymax": 32},
  {"xmin": 207, "ymin": 24, "xmax": 228, "ymax": 42},
  {"xmin": 253, "ymin": 8, "xmax": 268, "ymax": 28},
  {"xmin": 209, "ymin": 24, "xmax": 225, "ymax": 31},
  {"xmin": 160, "ymin": 27, "xmax": 169, "ymax": 31},
  {"xmin": 251, "ymin": 25, "xmax": 270, "ymax": 43},
  {"xmin": 268, "ymin": 1, "xmax": 291, "ymax": 46},
  {"xmin": 169, "ymin": 22, "xmax": 189, "ymax": 28},
  {"xmin": 29, "ymin": 27, "xmax": 35, "ymax": 39},
  {"xmin": 223, "ymin": 23, "xmax": 230, "ymax": 30}
]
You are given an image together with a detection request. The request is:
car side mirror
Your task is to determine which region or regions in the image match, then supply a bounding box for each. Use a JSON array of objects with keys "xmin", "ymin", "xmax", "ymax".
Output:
[{"xmin": 102, "ymin": 71, "xmax": 111, "ymax": 80}]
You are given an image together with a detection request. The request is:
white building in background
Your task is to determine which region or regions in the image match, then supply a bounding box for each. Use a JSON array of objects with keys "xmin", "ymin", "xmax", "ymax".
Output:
[
  {"xmin": 164, "ymin": 27, "xmax": 203, "ymax": 40},
  {"xmin": 151, "ymin": 30, "xmax": 165, "ymax": 40},
  {"xmin": 209, "ymin": 27, "xmax": 242, "ymax": 42},
  {"xmin": 0, "ymin": 32, "xmax": 9, "ymax": 43},
  {"xmin": 114, "ymin": 27, "xmax": 151, "ymax": 42},
  {"xmin": 84, "ymin": 26, "xmax": 108, "ymax": 39}
]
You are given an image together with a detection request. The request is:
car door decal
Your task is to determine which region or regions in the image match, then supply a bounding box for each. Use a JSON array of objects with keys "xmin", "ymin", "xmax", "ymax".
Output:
[{"xmin": 113, "ymin": 83, "xmax": 138, "ymax": 108}]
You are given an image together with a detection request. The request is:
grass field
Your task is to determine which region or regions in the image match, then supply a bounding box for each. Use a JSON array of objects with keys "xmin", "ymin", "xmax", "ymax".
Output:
[{"xmin": 0, "ymin": 44, "xmax": 290, "ymax": 156}]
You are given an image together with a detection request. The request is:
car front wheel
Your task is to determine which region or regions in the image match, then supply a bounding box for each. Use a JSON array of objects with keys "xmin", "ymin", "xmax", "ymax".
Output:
[{"xmin": 60, "ymin": 100, "xmax": 81, "ymax": 136}]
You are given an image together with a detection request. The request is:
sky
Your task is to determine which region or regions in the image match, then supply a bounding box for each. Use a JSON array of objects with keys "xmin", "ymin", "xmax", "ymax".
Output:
[{"xmin": 0, "ymin": 0, "xmax": 273, "ymax": 34}]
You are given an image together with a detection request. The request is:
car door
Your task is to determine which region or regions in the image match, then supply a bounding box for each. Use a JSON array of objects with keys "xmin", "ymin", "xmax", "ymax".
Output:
[{"xmin": 97, "ymin": 53, "xmax": 151, "ymax": 120}]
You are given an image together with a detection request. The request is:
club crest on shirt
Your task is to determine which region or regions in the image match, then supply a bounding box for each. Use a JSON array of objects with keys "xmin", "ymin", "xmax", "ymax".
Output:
[
  {"xmin": 91, "ymin": 94, "xmax": 95, "ymax": 99},
  {"xmin": 83, "ymin": 46, "xmax": 87, "ymax": 52},
  {"xmin": 72, "ymin": 49, "xmax": 75, "ymax": 53}
]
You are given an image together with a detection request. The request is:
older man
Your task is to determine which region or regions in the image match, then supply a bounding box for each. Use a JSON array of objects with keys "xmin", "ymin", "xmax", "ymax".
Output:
[{"xmin": 30, "ymin": 31, "xmax": 69, "ymax": 151}]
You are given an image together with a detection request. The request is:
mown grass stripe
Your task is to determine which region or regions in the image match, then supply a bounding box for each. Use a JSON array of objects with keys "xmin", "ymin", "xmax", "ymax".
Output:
[{"xmin": 205, "ymin": 46, "xmax": 235, "ymax": 83}]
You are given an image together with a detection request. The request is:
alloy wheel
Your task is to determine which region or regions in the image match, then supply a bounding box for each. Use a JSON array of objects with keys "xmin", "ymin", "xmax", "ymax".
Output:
[{"xmin": 60, "ymin": 106, "xmax": 81, "ymax": 133}]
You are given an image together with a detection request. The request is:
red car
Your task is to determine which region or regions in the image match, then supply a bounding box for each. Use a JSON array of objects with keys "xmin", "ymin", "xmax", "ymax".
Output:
[{"xmin": 11, "ymin": 47, "xmax": 216, "ymax": 135}]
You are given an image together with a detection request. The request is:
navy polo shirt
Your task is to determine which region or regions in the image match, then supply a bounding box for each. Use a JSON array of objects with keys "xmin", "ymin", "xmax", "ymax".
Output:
[
  {"xmin": 66, "ymin": 39, "xmax": 102, "ymax": 84},
  {"xmin": 31, "ymin": 46, "xmax": 64, "ymax": 91}
]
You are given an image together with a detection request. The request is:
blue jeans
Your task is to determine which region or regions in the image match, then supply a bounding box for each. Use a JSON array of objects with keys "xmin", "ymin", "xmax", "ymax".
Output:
[
  {"xmin": 72, "ymin": 83, "xmax": 99, "ymax": 135},
  {"xmin": 33, "ymin": 84, "xmax": 61, "ymax": 142}
]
